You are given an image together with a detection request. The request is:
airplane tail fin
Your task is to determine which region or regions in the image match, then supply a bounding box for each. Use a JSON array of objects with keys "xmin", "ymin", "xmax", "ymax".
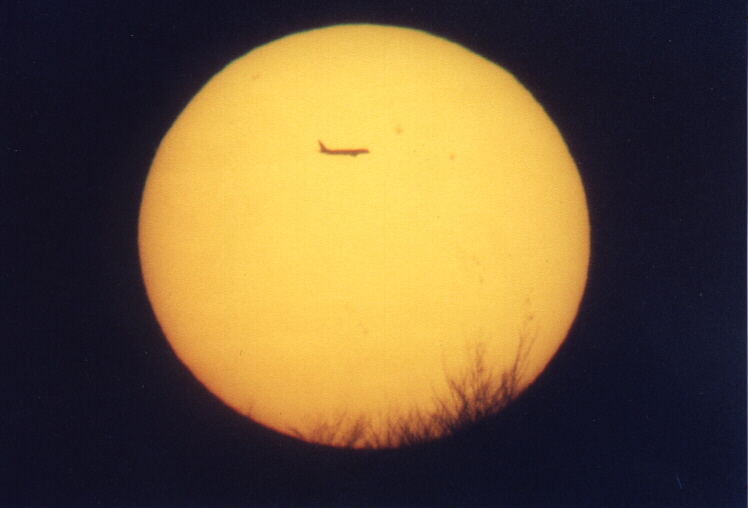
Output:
[{"xmin": 318, "ymin": 140, "xmax": 327, "ymax": 152}]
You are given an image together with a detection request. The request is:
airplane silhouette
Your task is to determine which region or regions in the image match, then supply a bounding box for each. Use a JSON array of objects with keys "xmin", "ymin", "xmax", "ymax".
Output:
[{"xmin": 318, "ymin": 140, "xmax": 369, "ymax": 156}]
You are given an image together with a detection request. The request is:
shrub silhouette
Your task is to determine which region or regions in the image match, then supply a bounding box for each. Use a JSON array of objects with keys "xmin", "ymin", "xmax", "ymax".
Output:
[{"xmin": 288, "ymin": 322, "xmax": 537, "ymax": 449}]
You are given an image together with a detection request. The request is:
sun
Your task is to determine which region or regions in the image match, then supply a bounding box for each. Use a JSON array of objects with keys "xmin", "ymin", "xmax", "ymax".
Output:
[{"xmin": 138, "ymin": 24, "xmax": 589, "ymax": 448}]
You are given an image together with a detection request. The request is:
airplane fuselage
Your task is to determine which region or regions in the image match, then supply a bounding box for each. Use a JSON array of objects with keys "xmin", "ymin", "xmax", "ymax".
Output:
[{"xmin": 318, "ymin": 140, "xmax": 369, "ymax": 156}]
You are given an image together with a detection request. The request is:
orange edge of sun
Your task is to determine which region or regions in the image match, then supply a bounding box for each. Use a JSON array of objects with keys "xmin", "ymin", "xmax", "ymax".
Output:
[{"xmin": 138, "ymin": 24, "xmax": 590, "ymax": 448}]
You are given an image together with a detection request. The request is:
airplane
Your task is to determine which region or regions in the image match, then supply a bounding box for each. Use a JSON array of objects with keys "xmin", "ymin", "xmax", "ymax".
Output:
[{"xmin": 318, "ymin": 140, "xmax": 369, "ymax": 156}]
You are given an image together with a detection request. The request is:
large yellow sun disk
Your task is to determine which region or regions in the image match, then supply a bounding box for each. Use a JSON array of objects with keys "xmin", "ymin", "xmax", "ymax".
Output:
[{"xmin": 139, "ymin": 24, "xmax": 589, "ymax": 448}]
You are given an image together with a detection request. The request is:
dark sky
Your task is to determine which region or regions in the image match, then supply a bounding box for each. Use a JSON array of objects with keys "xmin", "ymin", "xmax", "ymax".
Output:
[{"xmin": 3, "ymin": 1, "xmax": 745, "ymax": 506}]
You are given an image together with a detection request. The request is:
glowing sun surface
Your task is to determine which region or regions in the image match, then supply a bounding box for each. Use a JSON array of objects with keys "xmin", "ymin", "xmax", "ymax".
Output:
[{"xmin": 139, "ymin": 24, "xmax": 589, "ymax": 448}]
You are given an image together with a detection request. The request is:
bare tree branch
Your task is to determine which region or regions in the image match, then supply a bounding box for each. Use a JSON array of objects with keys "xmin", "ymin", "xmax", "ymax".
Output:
[{"xmin": 286, "ymin": 320, "xmax": 537, "ymax": 449}]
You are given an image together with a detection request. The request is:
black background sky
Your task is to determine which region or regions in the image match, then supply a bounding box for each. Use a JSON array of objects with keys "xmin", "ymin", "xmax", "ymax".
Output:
[{"xmin": 3, "ymin": 1, "xmax": 745, "ymax": 506}]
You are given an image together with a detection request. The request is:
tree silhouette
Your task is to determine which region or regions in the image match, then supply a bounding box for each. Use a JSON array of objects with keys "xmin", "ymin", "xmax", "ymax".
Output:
[{"xmin": 288, "ymin": 319, "xmax": 537, "ymax": 449}]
